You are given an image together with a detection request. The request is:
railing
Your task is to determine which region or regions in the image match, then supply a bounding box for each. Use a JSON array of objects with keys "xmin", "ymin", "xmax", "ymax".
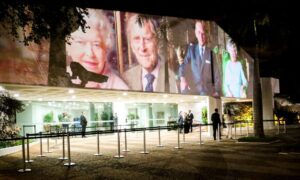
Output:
[{"xmin": 1, "ymin": 119, "xmax": 297, "ymax": 173}]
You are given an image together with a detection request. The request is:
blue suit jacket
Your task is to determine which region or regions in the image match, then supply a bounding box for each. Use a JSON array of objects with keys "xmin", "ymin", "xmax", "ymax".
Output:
[{"xmin": 179, "ymin": 44, "xmax": 221, "ymax": 96}]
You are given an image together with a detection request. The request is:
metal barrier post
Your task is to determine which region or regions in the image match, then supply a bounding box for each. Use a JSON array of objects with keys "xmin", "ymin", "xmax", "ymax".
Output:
[
  {"xmin": 240, "ymin": 122, "xmax": 242, "ymax": 136},
  {"xmin": 140, "ymin": 128, "xmax": 149, "ymax": 154},
  {"xmin": 94, "ymin": 130, "xmax": 103, "ymax": 156},
  {"xmin": 175, "ymin": 126, "xmax": 182, "ymax": 149},
  {"xmin": 46, "ymin": 132, "xmax": 52, "ymax": 153},
  {"xmin": 58, "ymin": 130, "xmax": 67, "ymax": 160},
  {"xmin": 37, "ymin": 132, "xmax": 45, "ymax": 157},
  {"xmin": 234, "ymin": 122, "xmax": 237, "ymax": 139},
  {"xmin": 25, "ymin": 134, "xmax": 33, "ymax": 163},
  {"xmin": 23, "ymin": 125, "xmax": 25, "ymax": 137},
  {"xmin": 64, "ymin": 132, "xmax": 75, "ymax": 166},
  {"xmin": 247, "ymin": 121, "xmax": 249, "ymax": 137},
  {"xmin": 18, "ymin": 137, "xmax": 31, "ymax": 172},
  {"xmin": 217, "ymin": 124, "xmax": 220, "ymax": 142},
  {"xmin": 198, "ymin": 124, "xmax": 204, "ymax": 145},
  {"xmin": 277, "ymin": 120, "xmax": 280, "ymax": 134},
  {"xmin": 157, "ymin": 126, "xmax": 164, "ymax": 147},
  {"xmin": 284, "ymin": 120, "xmax": 287, "ymax": 134},
  {"xmin": 114, "ymin": 129, "xmax": 124, "ymax": 158},
  {"xmin": 182, "ymin": 127, "xmax": 186, "ymax": 144},
  {"xmin": 123, "ymin": 129, "xmax": 130, "ymax": 152}
]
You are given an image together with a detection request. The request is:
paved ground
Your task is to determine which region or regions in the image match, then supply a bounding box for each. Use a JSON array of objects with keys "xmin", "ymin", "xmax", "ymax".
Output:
[{"xmin": 1, "ymin": 127, "xmax": 300, "ymax": 180}]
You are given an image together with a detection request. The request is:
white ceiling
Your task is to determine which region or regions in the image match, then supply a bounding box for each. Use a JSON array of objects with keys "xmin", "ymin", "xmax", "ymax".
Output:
[{"xmin": 0, "ymin": 83, "xmax": 251, "ymax": 104}]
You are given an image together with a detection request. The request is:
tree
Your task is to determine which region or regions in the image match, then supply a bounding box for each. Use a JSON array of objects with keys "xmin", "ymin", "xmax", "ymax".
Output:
[
  {"xmin": 0, "ymin": 92, "xmax": 25, "ymax": 138},
  {"xmin": 0, "ymin": 1, "xmax": 88, "ymax": 86}
]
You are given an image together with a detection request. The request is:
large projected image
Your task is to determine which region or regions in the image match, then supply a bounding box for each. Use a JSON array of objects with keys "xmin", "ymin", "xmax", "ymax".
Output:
[
  {"xmin": 0, "ymin": 8, "xmax": 253, "ymax": 98},
  {"xmin": 222, "ymin": 38, "xmax": 251, "ymax": 98},
  {"xmin": 66, "ymin": 9, "xmax": 128, "ymax": 90},
  {"xmin": 176, "ymin": 20, "xmax": 221, "ymax": 97},
  {"xmin": 121, "ymin": 13, "xmax": 178, "ymax": 93}
]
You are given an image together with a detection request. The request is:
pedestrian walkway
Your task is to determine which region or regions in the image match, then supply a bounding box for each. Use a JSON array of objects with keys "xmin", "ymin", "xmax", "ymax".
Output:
[{"xmin": 1, "ymin": 128, "xmax": 300, "ymax": 179}]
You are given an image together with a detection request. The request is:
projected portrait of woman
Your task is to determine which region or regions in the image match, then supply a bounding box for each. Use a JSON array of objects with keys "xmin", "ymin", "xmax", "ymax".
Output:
[
  {"xmin": 223, "ymin": 39, "xmax": 248, "ymax": 98},
  {"xmin": 66, "ymin": 9, "xmax": 128, "ymax": 90}
]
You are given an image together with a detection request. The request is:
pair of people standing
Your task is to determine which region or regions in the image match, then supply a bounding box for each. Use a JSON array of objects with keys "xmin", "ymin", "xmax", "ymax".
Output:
[{"xmin": 178, "ymin": 110, "xmax": 194, "ymax": 133}]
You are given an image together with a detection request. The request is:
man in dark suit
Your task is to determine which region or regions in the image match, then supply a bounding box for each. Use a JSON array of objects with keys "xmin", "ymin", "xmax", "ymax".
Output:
[
  {"xmin": 179, "ymin": 20, "xmax": 221, "ymax": 96},
  {"xmin": 187, "ymin": 110, "xmax": 194, "ymax": 132},
  {"xmin": 211, "ymin": 108, "xmax": 221, "ymax": 140},
  {"xmin": 80, "ymin": 112, "xmax": 87, "ymax": 138}
]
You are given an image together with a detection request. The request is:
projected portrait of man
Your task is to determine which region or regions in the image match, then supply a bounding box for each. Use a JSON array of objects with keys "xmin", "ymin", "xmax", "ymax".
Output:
[
  {"xmin": 66, "ymin": 9, "xmax": 128, "ymax": 90},
  {"xmin": 122, "ymin": 13, "xmax": 177, "ymax": 93},
  {"xmin": 179, "ymin": 20, "xmax": 221, "ymax": 96}
]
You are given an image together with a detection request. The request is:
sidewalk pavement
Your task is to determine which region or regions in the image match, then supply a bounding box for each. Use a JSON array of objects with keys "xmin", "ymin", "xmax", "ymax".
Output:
[{"xmin": 1, "ymin": 128, "xmax": 300, "ymax": 180}]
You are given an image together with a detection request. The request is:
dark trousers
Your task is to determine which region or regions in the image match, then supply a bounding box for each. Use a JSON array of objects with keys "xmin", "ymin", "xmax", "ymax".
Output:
[
  {"xmin": 213, "ymin": 124, "xmax": 221, "ymax": 140},
  {"xmin": 179, "ymin": 124, "xmax": 183, "ymax": 133},
  {"xmin": 184, "ymin": 123, "xmax": 190, "ymax": 133},
  {"xmin": 110, "ymin": 122, "xmax": 114, "ymax": 131},
  {"xmin": 189, "ymin": 122, "xmax": 193, "ymax": 132},
  {"xmin": 82, "ymin": 126, "xmax": 86, "ymax": 137}
]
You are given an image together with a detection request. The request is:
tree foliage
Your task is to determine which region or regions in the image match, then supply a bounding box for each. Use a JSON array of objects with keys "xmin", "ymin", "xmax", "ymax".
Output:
[{"xmin": 0, "ymin": 1, "xmax": 89, "ymax": 45}]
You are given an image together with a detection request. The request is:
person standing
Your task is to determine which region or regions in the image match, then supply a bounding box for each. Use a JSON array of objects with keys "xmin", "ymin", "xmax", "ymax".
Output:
[
  {"xmin": 224, "ymin": 109, "xmax": 233, "ymax": 139},
  {"xmin": 113, "ymin": 113, "xmax": 118, "ymax": 130},
  {"xmin": 183, "ymin": 112, "xmax": 190, "ymax": 134},
  {"xmin": 178, "ymin": 111, "xmax": 184, "ymax": 133},
  {"xmin": 211, "ymin": 108, "xmax": 221, "ymax": 140},
  {"xmin": 80, "ymin": 112, "xmax": 87, "ymax": 138},
  {"xmin": 187, "ymin": 110, "xmax": 194, "ymax": 132}
]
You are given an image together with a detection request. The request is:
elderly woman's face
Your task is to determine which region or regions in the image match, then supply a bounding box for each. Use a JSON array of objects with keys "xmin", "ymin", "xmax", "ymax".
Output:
[
  {"xmin": 228, "ymin": 45, "xmax": 238, "ymax": 61},
  {"xmin": 67, "ymin": 26, "xmax": 106, "ymax": 74}
]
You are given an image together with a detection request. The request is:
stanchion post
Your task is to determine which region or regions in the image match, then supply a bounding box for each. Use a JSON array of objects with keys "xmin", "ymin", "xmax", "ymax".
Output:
[
  {"xmin": 25, "ymin": 134, "xmax": 33, "ymax": 163},
  {"xmin": 94, "ymin": 130, "xmax": 103, "ymax": 156},
  {"xmin": 284, "ymin": 120, "xmax": 287, "ymax": 134},
  {"xmin": 240, "ymin": 121, "xmax": 242, "ymax": 136},
  {"xmin": 247, "ymin": 121, "xmax": 249, "ymax": 137},
  {"xmin": 18, "ymin": 137, "xmax": 31, "ymax": 172},
  {"xmin": 217, "ymin": 123, "xmax": 220, "ymax": 142},
  {"xmin": 58, "ymin": 130, "xmax": 68, "ymax": 160},
  {"xmin": 175, "ymin": 126, "xmax": 182, "ymax": 149},
  {"xmin": 157, "ymin": 126, "xmax": 164, "ymax": 147},
  {"xmin": 140, "ymin": 128, "xmax": 149, "ymax": 154},
  {"xmin": 64, "ymin": 132, "xmax": 75, "ymax": 166},
  {"xmin": 234, "ymin": 122, "xmax": 237, "ymax": 139},
  {"xmin": 199, "ymin": 124, "xmax": 204, "ymax": 145},
  {"xmin": 114, "ymin": 129, "xmax": 124, "ymax": 158},
  {"xmin": 46, "ymin": 132, "xmax": 52, "ymax": 153},
  {"xmin": 277, "ymin": 119, "xmax": 280, "ymax": 134},
  {"xmin": 182, "ymin": 126, "xmax": 186, "ymax": 144},
  {"xmin": 37, "ymin": 132, "xmax": 45, "ymax": 157},
  {"xmin": 123, "ymin": 129, "xmax": 130, "ymax": 152}
]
